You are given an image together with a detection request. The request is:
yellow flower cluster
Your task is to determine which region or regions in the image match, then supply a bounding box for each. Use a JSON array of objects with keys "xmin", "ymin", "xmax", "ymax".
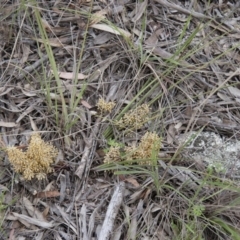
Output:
[
  {"xmin": 116, "ymin": 104, "xmax": 150, "ymax": 130},
  {"xmin": 6, "ymin": 133, "xmax": 58, "ymax": 180},
  {"xmin": 125, "ymin": 132, "xmax": 161, "ymax": 165},
  {"xmin": 97, "ymin": 98, "xmax": 115, "ymax": 113},
  {"xmin": 103, "ymin": 146, "xmax": 122, "ymax": 164},
  {"xmin": 103, "ymin": 132, "xmax": 161, "ymax": 166}
]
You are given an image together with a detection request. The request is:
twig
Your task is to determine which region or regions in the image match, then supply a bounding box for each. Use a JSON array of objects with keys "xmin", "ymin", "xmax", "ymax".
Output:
[
  {"xmin": 98, "ymin": 182, "xmax": 125, "ymax": 240},
  {"xmin": 74, "ymin": 124, "xmax": 99, "ymax": 200},
  {"xmin": 17, "ymin": 49, "xmax": 59, "ymax": 80},
  {"xmin": 154, "ymin": 0, "xmax": 211, "ymax": 19},
  {"xmin": 17, "ymin": 35, "xmax": 80, "ymax": 80}
]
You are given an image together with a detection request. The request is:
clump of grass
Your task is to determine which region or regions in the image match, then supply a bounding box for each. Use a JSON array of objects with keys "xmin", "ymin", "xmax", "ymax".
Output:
[{"xmin": 6, "ymin": 133, "xmax": 58, "ymax": 180}]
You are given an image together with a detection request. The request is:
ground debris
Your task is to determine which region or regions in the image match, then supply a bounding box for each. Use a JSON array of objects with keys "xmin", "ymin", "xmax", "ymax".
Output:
[{"xmin": 1, "ymin": 0, "xmax": 240, "ymax": 239}]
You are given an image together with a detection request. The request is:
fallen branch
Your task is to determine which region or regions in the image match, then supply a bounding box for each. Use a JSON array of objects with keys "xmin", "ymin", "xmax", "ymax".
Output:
[
  {"xmin": 98, "ymin": 182, "xmax": 125, "ymax": 240},
  {"xmin": 154, "ymin": 0, "xmax": 211, "ymax": 19}
]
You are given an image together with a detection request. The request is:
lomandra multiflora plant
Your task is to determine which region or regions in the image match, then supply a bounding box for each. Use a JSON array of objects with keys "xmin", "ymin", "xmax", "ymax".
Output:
[
  {"xmin": 116, "ymin": 104, "xmax": 150, "ymax": 130},
  {"xmin": 6, "ymin": 133, "xmax": 58, "ymax": 180},
  {"xmin": 104, "ymin": 132, "xmax": 161, "ymax": 166},
  {"xmin": 97, "ymin": 98, "xmax": 116, "ymax": 114}
]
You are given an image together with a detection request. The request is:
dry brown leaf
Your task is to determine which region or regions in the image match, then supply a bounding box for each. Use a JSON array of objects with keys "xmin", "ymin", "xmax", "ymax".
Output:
[
  {"xmin": 36, "ymin": 191, "xmax": 60, "ymax": 198},
  {"xmin": 47, "ymin": 92, "xmax": 62, "ymax": 101},
  {"xmin": 41, "ymin": 18, "xmax": 53, "ymax": 31},
  {"xmin": 152, "ymin": 47, "xmax": 173, "ymax": 59},
  {"xmin": 0, "ymin": 121, "xmax": 16, "ymax": 128},
  {"xmin": 55, "ymin": 71, "xmax": 89, "ymax": 80},
  {"xmin": 90, "ymin": 9, "xmax": 107, "ymax": 25},
  {"xmin": 94, "ymin": 32, "xmax": 112, "ymax": 45},
  {"xmin": 128, "ymin": 189, "xmax": 145, "ymax": 203},
  {"xmin": 29, "ymin": 116, "xmax": 38, "ymax": 131},
  {"xmin": 44, "ymin": 181, "xmax": 55, "ymax": 192},
  {"xmin": 217, "ymin": 92, "xmax": 232, "ymax": 102},
  {"xmin": 12, "ymin": 212, "xmax": 54, "ymax": 228},
  {"xmin": 132, "ymin": 0, "xmax": 148, "ymax": 22},
  {"xmin": 167, "ymin": 124, "xmax": 176, "ymax": 144},
  {"xmin": 21, "ymin": 88, "xmax": 37, "ymax": 97},
  {"xmin": 228, "ymin": 86, "xmax": 240, "ymax": 98},
  {"xmin": 124, "ymin": 178, "xmax": 140, "ymax": 188},
  {"xmin": 20, "ymin": 44, "xmax": 31, "ymax": 64},
  {"xmin": 81, "ymin": 99, "xmax": 93, "ymax": 109},
  {"xmin": 42, "ymin": 206, "xmax": 50, "ymax": 218},
  {"xmin": 16, "ymin": 99, "xmax": 42, "ymax": 123},
  {"xmin": 22, "ymin": 197, "xmax": 45, "ymax": 221},
  {"xmin": 174, "ymin": 122, "xmax": 182, "ymax": 131},
  {"xmin": 0, "ymin": 184, "xmax": 9, "ymax": 192},
  {"xmin": 59, "ymin": 174, "xmax": 66, "ymax": 203},
  {"xmin": 145, "ymin": 33, "xmax": 158, "ymax": 46},
  {"xmin": 154, "ymin": 0, "xmax": 210, "ymax": 19},
  {"xmin": 35, "ymin": 37, "xmax": 65, "ymax": 47},
  {"xmin": 0, "ymin": 87, "xmax": 13, "ymax": 96},
  {"xmin": 143, "ymin": 188, "xmax": 152, "ymax": 201},
  {"xmin": 8, "ymin": 229, "xmax": 15, "ymax": 240},
  {"xmin": 91, "ymin": 24, "xmax": 131, "ymax": 38}
]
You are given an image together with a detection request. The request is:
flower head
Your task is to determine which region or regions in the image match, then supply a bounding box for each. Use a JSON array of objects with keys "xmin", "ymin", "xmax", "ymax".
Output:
[
  {"xmin": 125, "ymin": 132, "xmax": 161, "ymax": 165},
  {"xmin": 97, "ymin": 98, "xmax": 115, "ymax": 113},
  {"xmin": 116, "ymin": 104, "xmax": 150, "ymax": 130},
  {"xmin": 6, "ymin": 133, "xmax": 58, "ymax": 180},
  {"xmin": 103, "ymin": 132, "xmax": 161, "ymax": 166},
  {"xmin": 103, "ymin": 146, "xmax": 122, "ymax": 164}
]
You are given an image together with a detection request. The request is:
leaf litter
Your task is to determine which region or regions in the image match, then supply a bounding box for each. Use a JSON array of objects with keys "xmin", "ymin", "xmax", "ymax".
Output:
[{"xmin": 1, "ymin": 0, "xmax": 240, "ymax": 239}]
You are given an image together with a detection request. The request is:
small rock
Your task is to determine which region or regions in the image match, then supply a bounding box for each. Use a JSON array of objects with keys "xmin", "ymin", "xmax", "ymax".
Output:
[{"xmin": 177, "ymin": 131, "xmax": 240, "ymax": 178}]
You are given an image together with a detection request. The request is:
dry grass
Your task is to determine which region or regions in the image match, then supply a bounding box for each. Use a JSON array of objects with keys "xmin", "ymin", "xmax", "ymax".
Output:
[{"xmin": 1, "ymin": 0, "xmax": 240, "ymax": 239}]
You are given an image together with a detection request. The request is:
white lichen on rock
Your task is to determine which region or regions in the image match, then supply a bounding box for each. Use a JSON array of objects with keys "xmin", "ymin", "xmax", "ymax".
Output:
[{"xmin": 177, "ymin": 131, "xmax": 240, "ymax": 175}]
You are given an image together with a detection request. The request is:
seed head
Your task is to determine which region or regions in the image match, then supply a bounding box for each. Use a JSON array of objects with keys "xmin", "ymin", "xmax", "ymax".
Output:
[
  {"xmin": 6, "ymin": 133, "xmax": 58, "ymax": 180},
  {"xmin": 97, "ymin": 98, "xmax": 115, "ymax": 113},
  {"xmin": 116, "ymin": 104, "xmax": 150, "ymax": 130},
  {"xmin": 125, "ymin": 132, "xmax": 161, "ymax": 165},
  {"xmin": 103, "ymin": 146, "xmax": 122, "ymax": 164}
]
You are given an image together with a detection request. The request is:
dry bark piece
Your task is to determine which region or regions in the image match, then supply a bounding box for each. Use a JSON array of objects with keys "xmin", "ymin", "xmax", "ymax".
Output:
[
  {"xmin": 35, "ymin": 191, "xmax": 61, "ymax": 198},
  {"xmin": 99, "ymin": 182, "xmax": 125, "ymax": 240}
]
